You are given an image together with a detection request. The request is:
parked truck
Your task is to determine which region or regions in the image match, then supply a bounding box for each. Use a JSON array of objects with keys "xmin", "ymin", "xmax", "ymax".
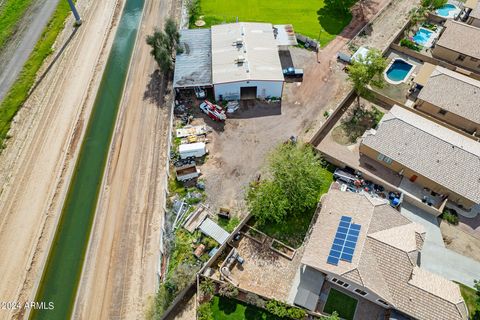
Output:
[
  {"xmin": 175, "ymin": 163, "xmax": 200, "ymax": 182},
  {"xmin": 178, "ymin": 142, "xmax": 208, "ymax": 159},
  {"xmin": 283, "ymin": 67, "xmax": 304, "ymax": 79}
]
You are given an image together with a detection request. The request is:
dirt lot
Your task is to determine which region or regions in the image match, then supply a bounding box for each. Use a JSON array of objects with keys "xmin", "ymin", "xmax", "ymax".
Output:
[
  {"xmin": 441, "ymin": 222, "xmax": 480, "ymax": 262},
  {"xmin": 198, "ymin": 47, "xmax": 348, "ymax": 215},
  {"xmin": 0, "ymin": 0, "xmax": 121, "ymax": 317}
]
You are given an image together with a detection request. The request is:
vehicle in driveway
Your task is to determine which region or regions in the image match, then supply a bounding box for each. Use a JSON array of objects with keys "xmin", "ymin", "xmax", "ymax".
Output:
[
  {"xmin": 194, "ymin": 86, "xmax": 206, "ymax": 99},
  {"xmin": 283, "ymin": 66, "xmax": 304, "ymax": 79},
  {"xmin": 199, "ymin": 100, "xmax": 226, "ymax": 121}
]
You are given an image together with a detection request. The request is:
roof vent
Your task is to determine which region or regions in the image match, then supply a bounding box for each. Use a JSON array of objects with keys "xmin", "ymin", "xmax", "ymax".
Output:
[{"xmin": 236, "ymin": 55, "xmax": 246, "ymax": 63}]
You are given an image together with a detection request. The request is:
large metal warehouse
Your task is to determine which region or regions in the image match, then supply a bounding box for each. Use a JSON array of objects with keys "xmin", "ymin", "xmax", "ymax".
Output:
[{"xmin": 174, "ymin": 22, "xmax": 296, "ymax": 101}]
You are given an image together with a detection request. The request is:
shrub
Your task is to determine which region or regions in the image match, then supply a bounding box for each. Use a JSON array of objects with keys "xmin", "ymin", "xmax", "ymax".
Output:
[
  {"xmin": 245, "ymin": 292, "xmax": 265, "ymax": 308},
  {"xmin": 400, "ymin": 38, "xmax": 421, "ymax": 51},
  {"xmin": 199, "ymin": 278, "xmax": 216, "ymax": 299},
  {"xmin": 218, "ymin": 282, "xmax": 239, "ymax": 298},
  {"xmin": 265, "ymin": 299, "xmax": 306, "ymax": 319},
  {"xmin": 441, "ymin": 208, "xmax": 459, "ymax": 225},
  {"xmin": 197, "ymin": 302, "xmax": 214, "ymax": 320}
]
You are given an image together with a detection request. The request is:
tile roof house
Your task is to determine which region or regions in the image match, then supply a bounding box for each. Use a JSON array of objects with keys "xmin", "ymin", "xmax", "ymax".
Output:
[
  {"xmin": 413, "ymin": 63, "xmax": 480, "ymax": 136},
  {"xmin": 301, "ymin": 190, "xmax": 468, "ymax": 320},
  {"xmin": 466, "ymin": 0, "xmax": 480, "ymax": 28},
  {"xmin": 432, "ymin": 20, "xmax": 480, "ymax": 73},
  {"xmin": 360, "ymin": 105, "xmax": 480, "ymax": 209}
]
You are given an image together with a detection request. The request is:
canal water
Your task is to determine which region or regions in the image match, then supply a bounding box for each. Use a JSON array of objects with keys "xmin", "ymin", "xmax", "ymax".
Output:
[{"xmin": 30, "ymin": 0, "xmax": 145, "ymax": 318}]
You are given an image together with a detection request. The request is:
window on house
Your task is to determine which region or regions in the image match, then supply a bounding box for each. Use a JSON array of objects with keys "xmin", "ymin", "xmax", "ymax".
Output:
[
  {"xmin": 457, "ymin": 54, "xmax": 466, "ymax": 61},
  {"xmin": 438, "ymin": 109, "xmax": 448, "ymax": 115},
  {"xmin": 377, "ymin": 299, "xmax": 389, "ymax": 306},
  {"xmin": 354, "ymin": 289, "xmax": 368, "ymax": 296},
  {"xmin": 331, "ymin": 278, "xmax": 350, "ymax": 288},
  {"xmin": 377, "ymin": 153, "xmax": 393, "ymax": 165}
]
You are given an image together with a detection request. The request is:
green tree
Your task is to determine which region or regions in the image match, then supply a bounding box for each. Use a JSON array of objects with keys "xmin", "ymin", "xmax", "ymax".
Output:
[
  {"xmin": 347, "ymin": 49, "xmax": 387, "ymax": 107},
  {"xmin": 323, "ymin": 0, "xmax": 355, "ymax": 16},
  {"xmin": 473, "ymin": 280, "xmax": 480, "ymax": 320},
  {"xmin": 197, "ymin": 302, "xmax": 214, "ymax": 320},
  {"xmin": 421, "ymin": 0, "xmax": 447, "ymax": 10},
  {"xmin": 247, "ymin": 143, "xmax": 328, "ymax": 224},
  {"xmin": 146, "ymin": 18, "xmax": 181, "ymax": 72},
  {"xmin": 199, "ymin": 278, "xmax": 216, "ymax": 299}
]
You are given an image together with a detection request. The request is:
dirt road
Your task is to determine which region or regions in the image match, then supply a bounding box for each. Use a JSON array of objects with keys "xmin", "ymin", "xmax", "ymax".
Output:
[
  {"xmin": 0, "ymin": 0, "xmax": 121, "ymax": 318},
  {"xmin": 0, "ymin": 0, "xmax": 60, "ymax": 101},
  {"xmin": 72, "ymin": 0, "xmax": 177, "ymax": 318}
]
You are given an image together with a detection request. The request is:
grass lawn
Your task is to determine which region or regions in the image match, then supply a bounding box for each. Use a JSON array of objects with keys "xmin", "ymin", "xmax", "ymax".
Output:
[
  {"xmin": 197, "ymin": 0, "xmax": 354, "ymax": 46},
  {"xmin": 255, "ymin": 167, "xmax": 333, "ymax": 248},
  {"xmin": 323, "ymin": 288, "xmax": 358, "ymax": 320},
  {"xmin": 211, "ymin": 296, "xmax": 280, "ymax": 320},
  {"xmin": 0, "ymin": 0, "xmax": 34, "ymax": 51},
  {"xmin": 456, "ymin": 282, "xmax": 479, "ymax": 317}
]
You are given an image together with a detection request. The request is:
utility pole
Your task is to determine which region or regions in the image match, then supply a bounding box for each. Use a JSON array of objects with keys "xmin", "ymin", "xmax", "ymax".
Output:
[{"xmin": 67, "ymin": 0, "xmax": 82, "ymax": 26}]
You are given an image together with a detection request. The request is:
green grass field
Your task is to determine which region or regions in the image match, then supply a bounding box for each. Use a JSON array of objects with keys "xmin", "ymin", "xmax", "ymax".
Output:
[
  {"xmin": 0, "ymin": 0, "xmax": 34, "ymax": 51},
  {"xmin": 211, "ymin": 296, "xmax": 280, "ymax": 320},
  {"xmin": 323, "ymin": 288, "xmax": 358, "ymax": 320},
  {"xmin": 197, "ymin": 0, "xmax": 353, "ymax": 46},
  {"xmin": 0, "ymin": 1, "xmax": 71, "ymax": 150},
  {"xmin": 456, "ymin": 282, "xmax": 479, "ymax": 317}
]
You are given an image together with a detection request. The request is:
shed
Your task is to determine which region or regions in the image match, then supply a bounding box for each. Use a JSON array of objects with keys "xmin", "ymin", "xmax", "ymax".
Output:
[
  {"xmin": 173, "ymin": 29, "xmax": 212, "ymax": 89},
  {"xmin": 199, "ymin": 218, "xmax": 230, "ymax": 244}
]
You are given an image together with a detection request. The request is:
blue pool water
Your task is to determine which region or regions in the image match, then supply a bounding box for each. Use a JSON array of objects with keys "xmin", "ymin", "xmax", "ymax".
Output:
[
  {"xmin": 413, "ymin": 28, "xmax": 434, "ymax": 46},
  {"xmin": 436, "ymin": 4, "xmax": 457, "ymax": 17},
  {"xmin": 385, "ymin": 60, "xmax": 414, "ymax": 82}
]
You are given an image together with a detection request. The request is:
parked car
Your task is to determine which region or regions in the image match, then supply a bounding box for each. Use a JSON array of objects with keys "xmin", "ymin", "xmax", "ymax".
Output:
[
  {"xmin": 283, "ymin": 67, "xmax": 304, "ymax": 79},
  {"xmin": 194, "ymin": 87, "xmax": 206, "ymax": 99}
]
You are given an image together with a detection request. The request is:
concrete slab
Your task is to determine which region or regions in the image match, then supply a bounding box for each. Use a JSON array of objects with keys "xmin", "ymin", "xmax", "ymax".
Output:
[{"xmin": 400, "ymin": 202, "xmax": 444, "ymax": 247}]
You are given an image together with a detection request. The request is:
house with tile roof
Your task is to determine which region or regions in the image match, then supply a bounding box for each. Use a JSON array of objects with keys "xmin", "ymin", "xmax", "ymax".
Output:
[
  {"xmin": 360, "ymin": 105, "xmax": 480, "ymax": 211},
  {"xmin": 432, "ymin": 20, "xmax": 480, "ymax": 73},
  {"xmin": 412, "ymin": 63, "xmax": 480, "ymax": 136},
  {"xmin": 299, "ymin": 190, "xmax": 468, "ymax": 320},
  {"xmin": 466, "ymin": 0, "xmax": 480, "ymax": 28}
]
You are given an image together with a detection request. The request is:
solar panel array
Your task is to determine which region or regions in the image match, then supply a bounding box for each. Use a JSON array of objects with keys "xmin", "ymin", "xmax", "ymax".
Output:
[{"xmin": 327, "ymin": 216, "xmax": 361, "ymax": 266}]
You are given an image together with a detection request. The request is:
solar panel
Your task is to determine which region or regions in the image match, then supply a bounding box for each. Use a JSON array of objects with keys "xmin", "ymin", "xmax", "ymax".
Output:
[{"xmin": 326, "ymin": 216, "xmax": 362, "ymax": 266}]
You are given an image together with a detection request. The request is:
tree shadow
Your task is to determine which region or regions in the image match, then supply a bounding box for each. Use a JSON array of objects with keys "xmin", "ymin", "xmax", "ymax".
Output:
[
  {"xmin": 143, "ymin": 69, "xmax": 170, "ymax": 107},
  {"xmin": 28, "ymin": 26, "xmax": 79, "ymax": 98},
  {"xmin": 217, "ymin": 296, "xmax": 237, "ymax": 315},
  {"xmin": 317, "ymin": 0, "xmax": 356, "ymax": 35}
]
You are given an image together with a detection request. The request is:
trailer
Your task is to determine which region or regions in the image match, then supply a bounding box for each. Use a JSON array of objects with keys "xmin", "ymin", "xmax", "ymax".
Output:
[
  {"xmin": 180, "ymin": 135, "xmax": 209, "ymax": 144},
  {"xmin": 175, "ymin": 125, "xmax": 210, "ymax": 138},
  {"xmin": 175, "ymin": 163, "xmax": 200, "ymax": 182},
  {"xmin": 178, "ymin": 142, "xmax": 208, "ymax": 159}
]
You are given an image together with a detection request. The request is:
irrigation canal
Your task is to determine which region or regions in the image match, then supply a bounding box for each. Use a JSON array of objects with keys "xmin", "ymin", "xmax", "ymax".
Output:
[{"xmin": 30, "ymin": 0, "xmax": 145, "ymax": 318}]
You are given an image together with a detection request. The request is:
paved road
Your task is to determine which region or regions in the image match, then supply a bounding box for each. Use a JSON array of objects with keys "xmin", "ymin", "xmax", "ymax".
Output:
[
  {"xmin": 0, "ymin": 0, "xmax": 60, "ymax": 102},
  {"xmin": 401, "ymin": 202, "xmax": 480, "ymax": 288}
]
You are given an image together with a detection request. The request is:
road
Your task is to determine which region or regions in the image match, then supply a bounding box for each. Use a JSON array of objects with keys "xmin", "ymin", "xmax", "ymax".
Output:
[
  {"xmin": 72, "ymin": 0, "xmax": 177, "ymax": 318},
  {"xmin": 0, "ymin": 0, "xmax": 60, "ymax": 101},
  {"xmin": 0, "ymin": 0, "xmax": 122, "ymax": 318}
]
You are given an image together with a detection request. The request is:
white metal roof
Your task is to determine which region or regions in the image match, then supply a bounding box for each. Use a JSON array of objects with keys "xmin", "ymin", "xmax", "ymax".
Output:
[
  {"xmin": 211, "ymin": 22, "xmax": 284, "ymax": 84},
  {"xmin": 199, "ymin": 217, "xmax": 230, "ymax": 244},
  {"xmin": 178, "ymin": 142, "xmax": 206, "ymax": 153}
]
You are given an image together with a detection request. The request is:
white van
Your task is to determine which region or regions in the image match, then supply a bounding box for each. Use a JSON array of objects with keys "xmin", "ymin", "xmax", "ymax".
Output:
[{"xmin": 178, "ymin": 142, "xmax": 208, "ymax": 159}]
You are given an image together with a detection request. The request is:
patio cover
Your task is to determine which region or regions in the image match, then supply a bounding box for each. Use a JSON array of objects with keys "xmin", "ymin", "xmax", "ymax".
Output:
[
  {"xmin": 413, "ymin": 62, "xmax": 436, "ymax": 87},
  {"xmin": 293, "ymin": 265, "xmax": 325, "ymax": 311}
]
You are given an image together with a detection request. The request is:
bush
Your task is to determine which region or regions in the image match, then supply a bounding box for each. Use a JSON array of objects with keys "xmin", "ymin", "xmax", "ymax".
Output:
[
  {"xmin": 197, "ymin": 302, "xmax": 214, "ymax": 320},
  {"xmin": 265, "ymin": 299, "xmax": 306, "ymax": 319},
  {"xmin": 441, "ymin": 208, "xmax": 459, "ymax": 225},
  {"xmin": 199, "ymin": 278, "xmax": 216, "ymax": 299},
  {"xmin": 218, "ymin": 282, "xmax": 239, "ymax": 298},
  {"xmin": 400, "ymin": 38, "xmax": 422, "ymax": 51},
  {"xmin": 245, "ymin": 292, "xmax": 266, "ymax": 308}
]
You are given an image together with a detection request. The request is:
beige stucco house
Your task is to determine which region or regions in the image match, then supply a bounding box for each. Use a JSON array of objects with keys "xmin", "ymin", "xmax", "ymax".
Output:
[
  {"xmin": 360, "ymin": 105, "xmax": 480, "ymax": 210},
  {"xmin": 412, "ymin": 63, "xmax": 480, "ymax": 136},
  {"xmin": 432, "ymin": 20, "xmax": 480, "ymax": 73},
  {"xmin": 300, "ymin": 190, "xmax": 468, "ymax": 320}
]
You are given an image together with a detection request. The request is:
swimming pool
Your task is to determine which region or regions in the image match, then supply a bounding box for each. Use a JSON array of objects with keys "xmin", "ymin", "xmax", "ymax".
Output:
[
  {"xmin": 413, "ymin": 28, "xmax": 434, "ymax": 46},
  {"xmin": 436, "ymin": 3, "xmax": 460, "ymax": 18},
  {"xmin": 384, "ymin": 59, "xmax": 415, "ymax": 84}
]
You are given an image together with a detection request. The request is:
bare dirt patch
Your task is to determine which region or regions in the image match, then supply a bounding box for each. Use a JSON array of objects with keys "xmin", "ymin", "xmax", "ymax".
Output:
[{"xmin": 441, "ymin": 222, "xmax": 480, "ymax": 262}]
